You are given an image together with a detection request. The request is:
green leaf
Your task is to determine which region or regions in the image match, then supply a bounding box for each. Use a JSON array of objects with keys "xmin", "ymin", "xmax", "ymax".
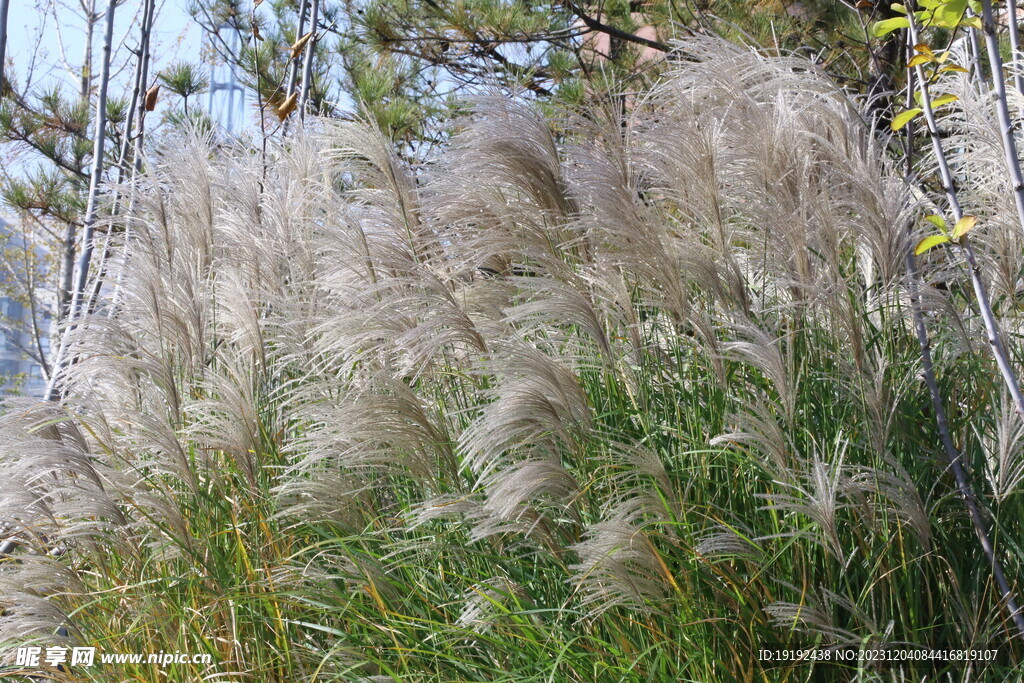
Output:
[
  {"xmin": 872, "ymin": 16, "xmax": 910, "ymax": 37},
  {"xmin": 931, "ymin": 93, "xmax": 960, "ymax": 107},
  {"xmin": 936, "ymin": 0, "xmax": 968, "ymax": 27},
  {"xmin": 892, "ymin": 108, "xmax": 923, "ymax": 131},
  {"xmin": 961, "ymin": 15, "xmax": 982, "ymax": 29},
  {"xmin": 952, "ymin": 215, "xmax": 978, "ymax": 239},
  {"xmin": 890, "ymin": 3, "xmax": 908, "ymax": 14},
  {"xmin": 925, "ymin": 214, "xmax": 948, "ymax": 231},
  {"xmin": 916, "ymin": 234, "xmax": 951, "ymax": 254}
]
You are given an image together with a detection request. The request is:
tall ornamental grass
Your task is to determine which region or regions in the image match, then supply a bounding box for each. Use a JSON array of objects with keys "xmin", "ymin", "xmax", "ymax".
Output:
[{"xmin": 1, "ymin": 37, "xmax": 1023, "ymax": 680}]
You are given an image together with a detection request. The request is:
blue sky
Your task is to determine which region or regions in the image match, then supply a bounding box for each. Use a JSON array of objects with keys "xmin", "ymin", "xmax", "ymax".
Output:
[
  {"xmin": 5, "ymin": 0, "xmax": 262, "ymax": 138},
  {"xmin": 6, "ymin": 0, "xmax": 202, "ymax": 96}
]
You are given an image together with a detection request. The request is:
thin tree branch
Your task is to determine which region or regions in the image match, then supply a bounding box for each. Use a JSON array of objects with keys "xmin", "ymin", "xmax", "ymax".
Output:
[
  {"xmin": 18, "ymin": 226, "xmax": 51, "ymax": 380},
  {"xmin": 564, "ymin": 0, "xmax": 670, "ymax": 53},
  {"xmin": 906, "ymin": 8, "xmax": 1024, "ymax": 639}
]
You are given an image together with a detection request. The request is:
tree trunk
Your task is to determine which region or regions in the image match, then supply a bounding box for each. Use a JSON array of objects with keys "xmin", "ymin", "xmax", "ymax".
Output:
[
  {"xmin": 133, "ymin": 0, "xmax": 154, "ymax": 172},
  {"xmin": 88, "ymin": 0, "xmax": 155, "ymax": 316},
  {"xmin": 80, "ymin": 0, "xmax": 97, "ymax": 101},
  {"xmin": 285, "ymin": 0, "xmax": 309, "ymax": 99},
  {"xmin": 281, "ymin": 0, "xmax": 309, "ymax": 135},
  {"xmin": 0, "ymin": 0, "xmax": 11, "ymax": 92},
  {"xmin": 46, "ymin": 0, "xmax": 117, "ymax": 401},
  {"xmin": 298, "ymin": 0, "xmax": 320, "ymax": 120}
]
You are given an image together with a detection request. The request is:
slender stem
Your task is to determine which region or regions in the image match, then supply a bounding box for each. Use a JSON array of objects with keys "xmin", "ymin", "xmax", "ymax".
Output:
[
  {"xmin": 80, "ymin": 0, "xmax": 96, "ymax": 101},
  {"xmin": 21, "ymin": 237, "xmax": 49, "ymax": 380},
  {"xmin": 133, "ymin": 0, "xmax": 154, "ymax": 174},
  {"xmin": 253, "ymin": 11, "xmax": 268, "ymax": 184},
  {"xmin": 54, "ymin": 0, "xmax": 98, "ymax": 327},
  {"xmin": 907, "ymin": 25, "xmax": 961, "ymax": 213},
  {"xmin": 45, "ymin": 0, "xmax": 117, "ymax": 401},
  {"xmin": 965, "ymin": 8, "xmax": 987, "ymax": 95},
  {"xmin": 298, "ymin": 0, "xmax": 320, "ymax": 121},
  {"xmin": 285, "ymin": 0, "xmax": 308, "ymax": 98},
  {"xmin": 906, "ymin": 8, "xmax": 1024, "ymax": 639},
  {"xmin": 59, "ymin": 222, "xmax": 74, "ymax": 323},
  {"xmin": 88, "ymin": 0, "xmax": 155, "ymax": 316},
  {"xmin": 281, "ymin": 0, "xmax": 309, "ymax": 136},
  {"xmin": 106, "ymin": 0, "xmax": 155, "ymax": 316},
  {"xmin": 905, "ymin": 251, "xmax": 1024, "ymax": 640},
  {"xmin": 962, "ymin": 239, "xmax": 1024, "ymax": 417},
  {"xmin": 909, "ymin": 9, "xmax": 1024, "ymax": 423},
  {"xmin": 0, "ymin": 0, "xmax": 10, "ymax": 92},
  {"xmin": 979, "ymin": 0, "xmax": 1024, "ymax": 236},
  {"xmin": 1008, "ymin": 0, "xmax": 1024, "ymax": 95}
]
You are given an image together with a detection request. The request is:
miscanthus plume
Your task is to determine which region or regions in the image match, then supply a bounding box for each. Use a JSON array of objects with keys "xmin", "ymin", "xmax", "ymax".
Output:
[{"xmin": 1, "ymin": 37, "xmax": 1023, "ymax": 681}]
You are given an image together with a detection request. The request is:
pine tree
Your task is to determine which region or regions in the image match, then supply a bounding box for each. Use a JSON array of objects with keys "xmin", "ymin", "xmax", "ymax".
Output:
[{"xmin": 191, "ymin": 0, "xmax": 885, "ymax": 145}]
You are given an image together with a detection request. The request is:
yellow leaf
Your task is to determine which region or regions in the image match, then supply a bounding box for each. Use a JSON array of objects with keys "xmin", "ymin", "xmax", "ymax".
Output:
[
  {"xmin": 276, "ymin": 92, "xmax": 298, "ymax": 121},
  {"xmin": 908, "ymin": 54, "xmax": 936, "ymax": 68},
  {"xmin": 916, "ymin": 234, "xmax": 950, "ymax": 255},
  {"xmin": 952, "ymin": 215, "xmax": 978, "ymax": 239},
  {"xmin": 290, "ymin": 31, "xmax": 313, "ymax": 61},
  {"xmin": 931, "ymin": 93, "xmax": 959, "ymax": 107},
  {"xmin": 892, "ymin": 108, "xmax": 923, "ymax": 131},
  {"xmin": 913, "ymin": 43, "xmax": 934, "ymax": 57},
  {"xmin": 939, "ymin": 64, "xmax": 970, "ymax": 74}
]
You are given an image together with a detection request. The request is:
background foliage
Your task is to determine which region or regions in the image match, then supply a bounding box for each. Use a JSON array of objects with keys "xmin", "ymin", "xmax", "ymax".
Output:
[{"xmin": 4, "ymin": 1, "xmax": 1024, "ymax": 681}]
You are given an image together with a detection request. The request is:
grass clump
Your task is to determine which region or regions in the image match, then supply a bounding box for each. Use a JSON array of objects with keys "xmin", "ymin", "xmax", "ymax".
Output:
[{"xmin": 2, "ymin": 37, "xmax": 1024, "ymax": 681}]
